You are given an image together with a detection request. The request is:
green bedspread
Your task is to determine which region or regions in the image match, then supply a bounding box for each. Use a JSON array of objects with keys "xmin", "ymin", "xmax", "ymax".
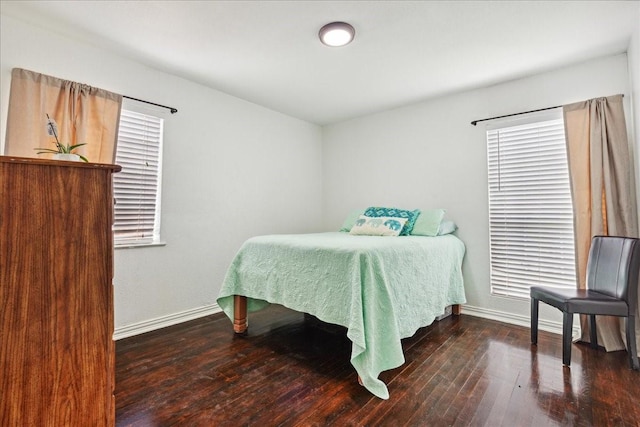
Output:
[{"xmin": 216, "ymin": 232, "xmax": 466, "ymax": 399}]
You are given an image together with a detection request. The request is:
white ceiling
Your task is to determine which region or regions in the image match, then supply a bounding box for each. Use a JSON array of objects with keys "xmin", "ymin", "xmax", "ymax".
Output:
[{"xmin": 1, "ymin": 1, "xmax": 639, "ymax": 125}]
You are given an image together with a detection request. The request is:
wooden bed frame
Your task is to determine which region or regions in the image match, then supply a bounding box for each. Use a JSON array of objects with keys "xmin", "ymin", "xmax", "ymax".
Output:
[{"xmin": 232, "ymin": 295, "xmax": 461, "ymax": 334}]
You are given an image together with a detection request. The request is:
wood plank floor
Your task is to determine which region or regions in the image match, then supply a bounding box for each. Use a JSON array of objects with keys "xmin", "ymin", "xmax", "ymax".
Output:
[{"xmin": 115, "ymin": 306, "xmax": 640, "ymax": 426}]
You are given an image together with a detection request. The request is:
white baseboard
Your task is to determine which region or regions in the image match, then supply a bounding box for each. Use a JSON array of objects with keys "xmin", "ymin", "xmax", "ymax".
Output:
[
  {"xmin": 113, "ymin": 303, "xmax": 223, "ymax": 340},
  {"xmin": 461, "ymin": 304, "xmax": 580, "ymax": 339},
  {"xmin": 113, "ymin": 302, "xmax": 580, "ymax": 341}
]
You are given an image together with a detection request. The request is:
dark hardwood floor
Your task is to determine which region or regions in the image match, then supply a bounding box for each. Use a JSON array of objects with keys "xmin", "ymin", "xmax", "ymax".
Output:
[{"xmin": 115, "ymin": 306, "xmax": 640, "ymax": 426}]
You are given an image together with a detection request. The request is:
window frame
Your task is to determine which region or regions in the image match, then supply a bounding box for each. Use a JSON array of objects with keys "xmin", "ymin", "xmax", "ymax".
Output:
[
  {"xmin": 112, "ymin": 103, "xmax": 166, "ymax": 249},
  {"xmin": 486, "ymin": 109, "xmax": 576, "ymax": 299}
]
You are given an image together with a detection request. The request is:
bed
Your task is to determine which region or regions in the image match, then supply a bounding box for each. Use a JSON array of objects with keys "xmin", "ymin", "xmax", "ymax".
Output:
[{"xmin": 216, "ymin": 231, "xmax": 466, "ymax": 399}]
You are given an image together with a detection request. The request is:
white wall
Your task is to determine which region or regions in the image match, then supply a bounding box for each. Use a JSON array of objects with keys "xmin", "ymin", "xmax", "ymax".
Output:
[
  {"xmin": 2, "ymin": 11, "xmax": 638, "ymax": 338},
  {"xmin": 0, "ymin": 14, "xmax": 324, "ymax": 336},
  {"xmin": 629, "ymin": 8, "xmax": 640, "ymax": 228},
  {"xmin": 323, "ymin": 53, "xmax": 633, "ymax": 328}
]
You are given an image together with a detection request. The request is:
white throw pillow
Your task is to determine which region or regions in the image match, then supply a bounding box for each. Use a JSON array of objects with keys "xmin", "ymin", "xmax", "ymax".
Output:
[{"xmin": 349, "ymin": 215, "xmax": 408, "ymax": 237}]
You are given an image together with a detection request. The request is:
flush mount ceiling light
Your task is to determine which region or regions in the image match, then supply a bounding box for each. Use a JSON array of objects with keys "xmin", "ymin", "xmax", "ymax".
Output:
[{"xmin": 319, "ymin": 22, "xmax": 355, "ymax": 47}]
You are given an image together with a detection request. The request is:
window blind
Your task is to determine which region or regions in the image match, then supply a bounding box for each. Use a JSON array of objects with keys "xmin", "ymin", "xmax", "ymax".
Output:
[
  {"xmin": 487, "ymin": 118, "xmax": 576, "ymax": 299},
  {"xmin": 113, "ymin": 109, "xmax": 163, "ymax": 246}
]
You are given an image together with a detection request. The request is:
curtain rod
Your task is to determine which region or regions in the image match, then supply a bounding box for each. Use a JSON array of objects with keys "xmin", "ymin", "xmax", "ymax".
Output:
[
  {"xmin": 123, "ymin": 95, "xmax": 178, "ymax": 114},
  {"xmin": 471, "ymin": 94, "xmax": 624, "ymax": 126},
  {"xmin": 471, "ymin": 105, "xmax": 560, "ymax": 126}
]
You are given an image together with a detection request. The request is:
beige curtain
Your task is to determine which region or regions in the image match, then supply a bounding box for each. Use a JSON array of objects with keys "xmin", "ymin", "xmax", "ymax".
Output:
[
  {"xmin": 563, "ymin": 94, "xmax": 639, "ymax": 353},
  {"xmin": 4, "ymin": 68, "xmax": 122, "ymax": 164}
]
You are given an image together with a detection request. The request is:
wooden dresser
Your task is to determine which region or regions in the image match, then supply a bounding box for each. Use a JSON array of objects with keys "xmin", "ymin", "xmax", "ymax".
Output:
[{"xmin": 0, "ymin": 156, "xmax": 121, "ymax": 426}]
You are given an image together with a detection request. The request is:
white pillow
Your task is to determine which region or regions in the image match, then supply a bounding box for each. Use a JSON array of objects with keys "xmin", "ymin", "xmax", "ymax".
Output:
[
  {"xmin": 437, "ymin": 220, "xmax": 458, "ymax": 235},
  {"xmin": 349, "ymin": 215, "xmax": 408, "ymax": 237}
]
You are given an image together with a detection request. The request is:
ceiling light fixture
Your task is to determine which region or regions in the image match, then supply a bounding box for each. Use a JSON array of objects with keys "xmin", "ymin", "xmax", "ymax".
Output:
[{"xmin": 319, "ymin": 22, "xmax": 355, "ymax": 47}]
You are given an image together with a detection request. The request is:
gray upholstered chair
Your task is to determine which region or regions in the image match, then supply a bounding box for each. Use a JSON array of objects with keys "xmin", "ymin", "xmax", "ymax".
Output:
[{"xmin": 530, "ymin": 235, "xmax": 640, "ymax": 370}]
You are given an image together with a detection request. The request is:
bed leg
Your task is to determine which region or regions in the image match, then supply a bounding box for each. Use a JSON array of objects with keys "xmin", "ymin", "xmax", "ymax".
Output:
[
  {"xmin": 452, "ymin": 304, "xmax": 461, "ymax": 316},
  {"xmin": 233, "ymin": 295, "xmax": 248, "ymax": 334}
]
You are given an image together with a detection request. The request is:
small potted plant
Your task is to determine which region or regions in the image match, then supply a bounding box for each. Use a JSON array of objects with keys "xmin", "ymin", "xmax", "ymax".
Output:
[{"xmin": 35, "ymin": 114, "xmax": 88, "ymax": 162}]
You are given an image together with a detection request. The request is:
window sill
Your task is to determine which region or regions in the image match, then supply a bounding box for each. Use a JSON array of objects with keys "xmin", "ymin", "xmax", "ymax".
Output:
[{"xmin": 115, "ymin": 241, "xmax": 167, "ymax": 250}]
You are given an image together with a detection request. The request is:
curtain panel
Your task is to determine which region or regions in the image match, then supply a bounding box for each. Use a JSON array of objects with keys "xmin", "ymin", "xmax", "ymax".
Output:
[
  {"xmin": 4, "ymin": 68, "xmax": 122, "ymax": 164},
  {"xmin": 563, "ymin": 94, "xmax": 640, "ymax": 353}
]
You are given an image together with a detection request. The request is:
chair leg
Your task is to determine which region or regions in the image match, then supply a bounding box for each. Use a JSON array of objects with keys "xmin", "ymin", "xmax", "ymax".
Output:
[
  {"xmin": 626, "ymin": 315, "xmax": 639, "ymax": 370},
  {"xmin": 563, "ymin": 312, "xmax": 573, "ymax": 366},
  {"xmin": 589, "ymin": 314, "xmax": 598, "ymax": 349},
  {"xmin": 531, "ymin": 297, "xmax": 539, "ymax": 344}
]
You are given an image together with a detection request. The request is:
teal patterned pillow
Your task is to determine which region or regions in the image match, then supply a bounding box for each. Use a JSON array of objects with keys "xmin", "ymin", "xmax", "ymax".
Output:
[{"xmin": 363, "ymin": 207, "xmax": 421, "ymax": 236}]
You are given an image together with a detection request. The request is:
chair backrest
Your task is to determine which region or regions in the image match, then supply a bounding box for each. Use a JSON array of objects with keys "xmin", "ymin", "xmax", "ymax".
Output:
[{"xmin": 586, "ymin": 236, "xmax": 640, "ymax": 311}]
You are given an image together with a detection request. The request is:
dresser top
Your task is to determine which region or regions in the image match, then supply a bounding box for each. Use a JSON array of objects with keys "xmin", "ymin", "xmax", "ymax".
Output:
[{"xmin": 0, "ymin": 155, "xmax": 121, "ymax": 172}]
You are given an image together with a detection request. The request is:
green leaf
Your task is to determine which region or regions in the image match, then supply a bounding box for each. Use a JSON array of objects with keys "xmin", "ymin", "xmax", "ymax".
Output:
[
  {"xmin": 68, "ymin": 143, "xmax": 87, "ymax": 152},
  {"xmin": 35, "ymin": 148, "xmax": 61, "ymax": 154}
]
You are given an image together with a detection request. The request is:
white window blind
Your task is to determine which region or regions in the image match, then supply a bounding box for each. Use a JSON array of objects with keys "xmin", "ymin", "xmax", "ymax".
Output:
[
  {"xmin": 113, "ymin": 109, "xmax": 163, "ymax": 246},
  {"xmin": 487, "ymin": 117, "xmax": 576, "ymax": 299}
]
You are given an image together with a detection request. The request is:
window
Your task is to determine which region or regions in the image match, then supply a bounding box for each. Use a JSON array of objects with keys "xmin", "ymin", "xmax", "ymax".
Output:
[
  {"xmin": 113, "ymin": 109, "xmax": 164, "ymax": 247},
  {"xmin": 487, "ymin": 112, "xmax": 576, "ymax": 299}
]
